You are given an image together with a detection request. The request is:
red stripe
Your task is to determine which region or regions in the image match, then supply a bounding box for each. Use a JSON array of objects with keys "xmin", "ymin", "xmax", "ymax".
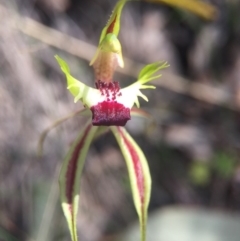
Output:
[
  {"xmin": 118, "ymin": 127, "xmax": 144, "ymax": 204},
  {"xmin": 106, "ymin": 15, "xmax": 117, "ymax": 34},
  {"xmin": 65, "ymin": 124, "xmax": 92, "ymax": 204}
]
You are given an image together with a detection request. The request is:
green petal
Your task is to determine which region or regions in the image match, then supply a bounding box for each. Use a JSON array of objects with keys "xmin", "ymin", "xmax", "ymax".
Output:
[
  {"xmin": 120, "ymin": 61, "xmax": 168, "ymax": 108},
  {"xmin": 55, "ymin": 55, "xmax": 84, "ymax": 98},
  {"xmin": 110, "ymin": 126, "xmax": 151, "ymax": 241},
  {"xmin": 55, "ymin": 55, "xmax": 100, "ymax": 107},
  {"xmin": 59, "ymin": 122, "xmax": 98, "ymax": 241},
  {"xmin": 138, "ymin": 61, "xmax": 169, "ymax": 84}
]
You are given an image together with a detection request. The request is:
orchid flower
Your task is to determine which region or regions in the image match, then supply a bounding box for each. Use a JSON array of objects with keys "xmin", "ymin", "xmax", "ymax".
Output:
[
  {"xmin": 42, "ymin": 0, "xmax": 217, "ymax": 241},
  {"xmin": 54, "ymin": 1, "xmax": 168, "ymax": 240},
  {"xmin": 55, "ymin": 56, "xmax": 168, "ymax": 241}
]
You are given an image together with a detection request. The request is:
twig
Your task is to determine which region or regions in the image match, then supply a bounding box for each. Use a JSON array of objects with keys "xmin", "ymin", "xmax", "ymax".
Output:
[
  {"xmin": 37, "ymin": 108, "xmax": 89, "ymax": 156},
  {"xmin": 36, "ymin": 162, "xmax": 61, "ymax": 241}
]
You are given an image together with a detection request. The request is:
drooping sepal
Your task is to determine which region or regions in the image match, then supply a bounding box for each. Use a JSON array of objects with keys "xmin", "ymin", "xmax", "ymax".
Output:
[
  {"xmin": 59, "ymin": 122, "xmax": 98, "ymax": 241},
  {"xmin": 110, "ymin": 126, "xmax": 151, "ymax": 241}
]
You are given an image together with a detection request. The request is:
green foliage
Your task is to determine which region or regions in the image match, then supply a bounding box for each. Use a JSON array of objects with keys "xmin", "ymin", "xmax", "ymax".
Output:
[
  {"xmin": 213, "ymin": 152, "xmax": 236, "ymax": 179},
  {"xmin": 189, "ymin": 162, "xmax": 210, "ymax": 186},
  {"xmin": 189, "ymin": 152, "xmax": 237, "ymax": 187}
]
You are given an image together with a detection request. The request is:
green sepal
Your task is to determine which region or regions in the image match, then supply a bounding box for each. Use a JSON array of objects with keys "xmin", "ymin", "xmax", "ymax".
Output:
[
  {"xmin": 110, "ymin": 126, "xmax": 151, "ymax": 241},
  {"xmin": 99, "ymin": 0, "xmax": 127, "ymax": 44},
  {"xmin": 90, "ymin": 0, "xmax": 127, "ymax": 67},
  {"xmin": 59, "ymin": 122, "xmax": 98, "ymax": 241}
]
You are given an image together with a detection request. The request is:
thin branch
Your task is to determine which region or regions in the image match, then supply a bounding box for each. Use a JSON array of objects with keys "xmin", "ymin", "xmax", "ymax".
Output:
[{"xmin": 37, "ymin": 108, "xmax": 88, "ymax": 156}]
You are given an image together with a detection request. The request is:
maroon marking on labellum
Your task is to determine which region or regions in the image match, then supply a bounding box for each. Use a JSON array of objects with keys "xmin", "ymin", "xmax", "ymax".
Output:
[
  {"xmin": 106, "ymin": 15, "xmax": 117, "ymax": 34},
  {"xmin": 92, "ymin": 80, "xmax": 130, "ymax": 126},
  {"xmin": 96, "ymin": 80, "xmax": 121, "ymax": 101},
  {"xmin": 65, "ymin": 125, "xmax": 92, "ymax": 204},
  {"xmin": 91, "ymin": 101, "xmax": 130, "ymax": 126},
  {"xmin": 118, "ymin": 127, "xmax": 144, "ymax": 205}
]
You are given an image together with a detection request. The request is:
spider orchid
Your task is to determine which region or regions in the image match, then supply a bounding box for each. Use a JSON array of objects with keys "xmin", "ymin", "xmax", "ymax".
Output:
[
  {"xmin": 55, "ymin": 52, "xmax": 168, "ymax": 241},
  {"xmin": 54, "ymin": 0, "xmax": 169, "ymax": 239},
  {"xmin": 40, "ymin": 0, "xmax": 217, "ymax": 241}
]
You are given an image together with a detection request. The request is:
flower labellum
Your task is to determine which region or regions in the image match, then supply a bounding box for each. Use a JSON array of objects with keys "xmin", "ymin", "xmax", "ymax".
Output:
[{"xmin": 92, "ymin": 80, "xmax": 130, "ymax": 126}]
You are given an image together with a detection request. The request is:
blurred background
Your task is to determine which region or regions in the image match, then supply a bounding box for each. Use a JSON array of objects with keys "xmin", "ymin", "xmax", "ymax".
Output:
[{"xmin": 1, "ymin": 0, "xmax": 240, "ymax": 240}]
